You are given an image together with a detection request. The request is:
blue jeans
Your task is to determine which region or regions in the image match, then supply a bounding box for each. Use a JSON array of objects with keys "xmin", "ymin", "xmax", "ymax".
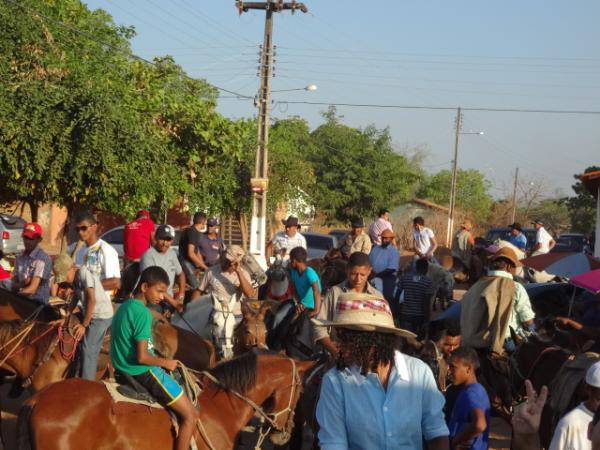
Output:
[
  {"xmin": 81, "ymin": 317, "xmax": 112, "ymax": 380},
  {"xmin": 371, "ymin": 274, "xmax": 397, "ymax": 301}
]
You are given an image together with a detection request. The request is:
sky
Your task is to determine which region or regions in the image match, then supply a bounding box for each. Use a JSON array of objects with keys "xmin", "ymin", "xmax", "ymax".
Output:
[{"xmin": 83, "ymin": 0, "xmax": 600, "ymax": 199}]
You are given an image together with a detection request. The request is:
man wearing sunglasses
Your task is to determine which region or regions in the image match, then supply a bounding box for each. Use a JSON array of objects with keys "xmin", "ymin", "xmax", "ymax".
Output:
[
  {"xmin": 2, "ymin": 222, "xmax": 52, "ymax": 304},
  {"xmin": 75, "ymin": 212, "xmax": 121, "ymax": 299}
]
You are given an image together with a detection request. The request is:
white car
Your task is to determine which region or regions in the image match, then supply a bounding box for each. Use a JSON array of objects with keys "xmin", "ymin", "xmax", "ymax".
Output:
[{"xmin": 100, "ymin": 225, "xmax": 181, "ymax": 259}]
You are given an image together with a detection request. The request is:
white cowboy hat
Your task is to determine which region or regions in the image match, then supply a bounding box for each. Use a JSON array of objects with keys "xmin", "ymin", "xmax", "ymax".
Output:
[{"xmin": 312, "ymin": 292, "xmax": 416, "ymax": 339}]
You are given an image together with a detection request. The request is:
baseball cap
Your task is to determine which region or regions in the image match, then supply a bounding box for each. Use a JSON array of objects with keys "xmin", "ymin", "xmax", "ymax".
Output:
[
  {"xmin": 586, "ymin": 361, "xmax": 600, "ymax": 388},
  {"xmin": 155, "ymin": 224, "xmax": 175, "ymax": 240},
  {"xmin": 22, "ymin": 222, "xmax": 42, "ymax": 239},
  {"xmin": 53, "ymin": 254, "xmax": 75, "ymax": 284},
  {"xmin": 207, "ymin": 218, "xmax": 219, "ymax": 227},
  {"xmin": 531, "ymin": 219, "xmax": 544, "ymax": 225},
  {"xmin": 137, "ymin": 209, "xmax": 150, "ymax": 219}
]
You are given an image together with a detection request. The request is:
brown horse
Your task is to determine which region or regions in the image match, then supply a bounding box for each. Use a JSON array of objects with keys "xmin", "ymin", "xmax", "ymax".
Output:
[
  {"xmin": 0, "ymin": 289, "xmax": 61, "ymax": 323},
  {"xmin": 18, "ymin": 352, "xmax": 316, "ymax": 450},
  {"xmin": 233, "ymin": 302, "xmax": 269, "ymax": 356}
]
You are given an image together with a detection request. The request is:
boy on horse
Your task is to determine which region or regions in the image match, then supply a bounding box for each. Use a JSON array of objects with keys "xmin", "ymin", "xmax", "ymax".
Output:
[{"xmin": 110, "ymin": 266, "xmax": 198, "ymax": 450}]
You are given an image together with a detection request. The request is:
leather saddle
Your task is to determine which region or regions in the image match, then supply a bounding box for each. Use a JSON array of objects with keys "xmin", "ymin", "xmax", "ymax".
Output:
[{"xmin": 114, "ymin": 371, "xmax": 156, "ymax": 404}]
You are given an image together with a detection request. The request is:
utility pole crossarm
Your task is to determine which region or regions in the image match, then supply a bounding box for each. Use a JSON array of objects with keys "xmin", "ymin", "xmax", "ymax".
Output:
[{"xmin": 237, "ymin": 2, "xmax": 308, "ymax": 13}]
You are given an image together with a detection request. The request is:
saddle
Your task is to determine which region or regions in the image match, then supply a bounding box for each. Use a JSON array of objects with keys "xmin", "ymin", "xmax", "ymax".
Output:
[{"xmin": 113, "ymin": 371, "xmax": 157, "ymax": 405}]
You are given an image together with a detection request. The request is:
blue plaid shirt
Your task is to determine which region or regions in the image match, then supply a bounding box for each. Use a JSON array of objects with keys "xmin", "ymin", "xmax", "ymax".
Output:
[
  {"xmin": 14, "ymin": 245, "xmax": 52, "ymax": 304},
  {"xmin": 316, "ymin": 351, "xmax": 448, "ymax": 450}
]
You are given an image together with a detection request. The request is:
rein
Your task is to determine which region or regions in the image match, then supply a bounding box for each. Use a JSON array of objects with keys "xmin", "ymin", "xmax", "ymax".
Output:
[{"xmin": 191, "ymin": 357, "xmax": 301, "ymax": 450}]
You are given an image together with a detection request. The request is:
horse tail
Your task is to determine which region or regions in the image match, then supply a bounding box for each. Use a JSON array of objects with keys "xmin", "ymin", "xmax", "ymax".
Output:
[{"xmin": 16, "ymin": 397, "xmax": 35, "ymax": 450}]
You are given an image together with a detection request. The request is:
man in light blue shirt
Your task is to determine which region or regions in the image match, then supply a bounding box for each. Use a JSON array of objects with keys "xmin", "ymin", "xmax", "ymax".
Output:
[
  {"xmin": 508, "ymin": 223, "xmax": 527, "ymax": 250},
  {"xmin": 314, "ymin": 294, "xmax": 449, "ymax": 450},
  {"xmin": 369, "ymin": 229, "xmax": 400, "ymax": 301}
]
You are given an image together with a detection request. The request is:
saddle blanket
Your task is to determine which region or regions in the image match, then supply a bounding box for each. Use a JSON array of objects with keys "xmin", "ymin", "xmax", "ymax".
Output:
[{"xmin": 102, "ymin": 379, "xmax": 162, "ymax": 409}]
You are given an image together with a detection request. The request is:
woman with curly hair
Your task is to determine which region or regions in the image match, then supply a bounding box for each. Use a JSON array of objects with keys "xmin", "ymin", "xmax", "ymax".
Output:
[{"xmin": 314, "ymin": 293, "xmax": 449, "ymax": 450}]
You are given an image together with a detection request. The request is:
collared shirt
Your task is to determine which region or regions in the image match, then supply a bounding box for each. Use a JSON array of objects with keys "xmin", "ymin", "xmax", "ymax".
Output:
[
  {"xmin": 488, "ymin": 270, "xmax": 535, "ymax": 338},
  {"xmin": 316, "ymin": 350, "xmax": 449, "ymax": 450},
  {"xmin": 270, "ymin": 231, "xmax": 307, "ymax": 255},
  {"xmin": 343, "ymin": 232, "xmax": 372, "ymax": 255},
  {"xmin": 369, "ymin": 245, "xmax": 399, "ymax": 274},
  {"xmin": 313, "ymin": 281, "xmax": 383, "ymax": 344},
  {"xmin": 368, "ymin": 218, "xmax": 393, "ymax": 245},
  {"xmin": 508, "ymin": 233, "xmax": 527, "ymax": 250},
  {"xmin": 14, "ymin": 245, "xmax": 52, "ymax": 304}
]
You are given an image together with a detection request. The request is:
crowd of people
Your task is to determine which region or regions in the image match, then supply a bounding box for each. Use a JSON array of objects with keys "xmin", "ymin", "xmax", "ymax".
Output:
[{"xmin": 0, "ymin": 207, "xmax": 598, "ymax": 450}]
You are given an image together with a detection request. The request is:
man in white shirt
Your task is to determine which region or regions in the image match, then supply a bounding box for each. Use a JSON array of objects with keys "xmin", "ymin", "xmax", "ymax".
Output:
[
  {"xmin": 532, "ymin": 220, "xmax": 555, "ymax": 256},
  {"xmin": 74, "ymin": 212, "xmax": 121, "ymax": 299},
  {"xmin": 413, "ymin": 216, "xmax": 438, "ymax": 260},
  {"xmin": 549, "ymin": 361, "xmax": 600, "ymax": 450},
  {"xmin": 368, "ymin": 208, "xmax": 393, "ymax": 246},
  {"xmin": 266, "ymin": 215, "xmax": 307, "ymax": 265}
]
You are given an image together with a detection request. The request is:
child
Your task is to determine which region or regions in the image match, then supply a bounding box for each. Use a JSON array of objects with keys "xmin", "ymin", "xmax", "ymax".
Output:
[
  {"xmin": 110, "ymin": 266, "xmax": 198, "ymax": 450},
  {"xmin": 289, "ymin": 246, "xmax": 321, "ymax": 317},
  {"xmin": 53, "ymin": 254, "xmax": 113, "ymax": 381},
  {"xmin": 447, "ymin": 347, "xmax": 490, "ymax": 450}
]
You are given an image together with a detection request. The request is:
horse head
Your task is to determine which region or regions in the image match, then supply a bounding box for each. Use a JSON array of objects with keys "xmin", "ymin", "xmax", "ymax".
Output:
[{"xmin": 234, "ymin": 302, "xmax": 270, "ymax": 353}]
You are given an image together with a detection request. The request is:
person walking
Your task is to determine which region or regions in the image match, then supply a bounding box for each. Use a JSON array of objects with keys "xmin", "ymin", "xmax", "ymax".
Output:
[
  {"xmin": 140, "ymin": 224, "xmax": 186, "ymax": 313},
  {"xmin": 531, "ymin": 220, "xmax": 555, "ymax": 256},
  {"xmin": 314, "ymin": 293, "xmax": 449, "ymax": 450},
  {"xmin": 447, "ymin": 347, "xmax": 491, "ymax": 450},
  {"xmin": 368, "ymin": 208, "xmax": 393, "ymax": 246},
  {"xmin": 53, "ymin": 254, "xmax": 113, "ymax": 380},
  {"xmin": 123, "ymin": 209, "xmax": 155, "ymax": 265}
]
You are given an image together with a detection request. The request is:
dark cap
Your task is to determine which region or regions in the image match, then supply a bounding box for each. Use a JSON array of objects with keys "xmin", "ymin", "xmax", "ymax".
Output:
[
  {"xmin": 351, "ymin": 218, "xmax": 365, "ymax": 228},
  {"xmin": 531, "ymin": 219, "xmax": 543, "ymax": 225},
  {"xmin": 207, "ymin": 218, "xmax": 219, "ymax": 227},
  {"xmin": 282, "ymin": 216, "xmax": 299, "ymax": 227},
  {"xmin": 509, "ymin": 222, "xmax": 522, "ymax": 232},
  {"xmin": 155, "ymin": 224, "xmax": 175, "ymax": 240}
]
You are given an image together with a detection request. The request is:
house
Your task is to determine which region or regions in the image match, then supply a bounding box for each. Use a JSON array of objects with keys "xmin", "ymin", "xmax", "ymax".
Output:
[{"xmin": 580, "ymin": 170, "xmax": 600, "ymax": 258}]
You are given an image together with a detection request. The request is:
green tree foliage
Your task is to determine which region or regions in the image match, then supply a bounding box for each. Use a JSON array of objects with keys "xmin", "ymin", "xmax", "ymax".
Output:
[
  {"xmin": 417, "ymin": 169, "xmax": 493, "ymax": 221},
  {"xmin": 308, "ymin": 108, "xmax": 420, "ymax": 223},
  {"xmin": 563, "ymin": 166, "xmax": 600, "ymax": 234},
  {"xmin": 527, "ymin": 199, "xmax": 571, "ymax": 235}
]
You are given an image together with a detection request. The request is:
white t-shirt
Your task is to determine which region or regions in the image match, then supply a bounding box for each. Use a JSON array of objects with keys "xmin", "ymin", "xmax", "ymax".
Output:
[
  {"xmin": 271, "ymin": 231, "xmax": 307, "ymax": 255},
  {"xmin": 548, "ymin": 402, "xmax": 592, "ymax": 450},
  {"xmin": 535, "ymin": 227, "xmax": 554, "ymax": 254},
  {"xmin": 82, "ymin": 239, "xmax": 121, "ymax": 298},
  {"xmin": 413, "ymin": 227, "xmax": 435, "ymax": 255},
  {"xmin": 75, "ymin": 266, "xmax": 114, "ymax": 320}
]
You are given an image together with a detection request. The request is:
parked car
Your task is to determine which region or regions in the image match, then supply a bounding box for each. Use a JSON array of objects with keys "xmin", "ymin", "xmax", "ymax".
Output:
[
  {"xmin": 100, "ymin": 225, "xmax": 181, "ymax": 260},
  {"xmin": 328, "ymin": 229, "xmax": 348, "ymax": 246},
  {"xmin": 556, "ymin": 233, "xmax": 591, "ymax": 254},
  {"xmin": 0, "ymin": 214, "xmax": 26, "ymax": 255},
  {"xmin": 303, "ymin": 232, "xmax": 338, "ymax": 260},
  {"xmin": 484, "ymin": 227, "xmax": 537, "ymax": 251}
]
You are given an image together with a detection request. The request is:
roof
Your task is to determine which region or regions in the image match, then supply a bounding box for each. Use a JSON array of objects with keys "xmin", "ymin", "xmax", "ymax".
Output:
[
  {"xmin": 580, "ymin": 170, "xmax": 600, "ymax": 198},
  {"xmin": 411, "ymin": 198, "xmax": 449, "ymax": 213}
]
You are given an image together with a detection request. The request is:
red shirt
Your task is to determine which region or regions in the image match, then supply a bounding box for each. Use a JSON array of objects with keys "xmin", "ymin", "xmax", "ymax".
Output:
[{"xmin": 123, "ymin": 218, "xmax": 155, "ymax": 261}]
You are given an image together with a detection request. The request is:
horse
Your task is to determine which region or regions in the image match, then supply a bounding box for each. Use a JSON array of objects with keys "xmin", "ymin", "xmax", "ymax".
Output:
[
  {"xmin": 0, "ymin": 289, "xmax": 61, "ymax": 323},
  {"xmin": 232, "ymin": 302, "xmax": 269, "ymax": 355},
  {"xmin": 17, "ymin": 352, "xmax": 317, "ymax": 450}
]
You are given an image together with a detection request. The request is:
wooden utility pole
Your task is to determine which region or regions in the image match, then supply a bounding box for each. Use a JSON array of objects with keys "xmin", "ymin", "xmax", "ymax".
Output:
[
  {"xmin": 237, "ymin": 1, "xmax": 307, "ymax": 265},
  {"xmin": 446, "ymin": 107, "xmax": 462, "ymax": 247},
  {"xmin": 510, "ymin": 167, "xmax": 519, "ymax": 223}
]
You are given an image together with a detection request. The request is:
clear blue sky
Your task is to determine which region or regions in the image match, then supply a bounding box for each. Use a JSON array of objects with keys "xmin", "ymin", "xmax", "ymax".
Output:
[{"xmin": 84, "ymin": 0, "xmax": 600, "ymax": 198}]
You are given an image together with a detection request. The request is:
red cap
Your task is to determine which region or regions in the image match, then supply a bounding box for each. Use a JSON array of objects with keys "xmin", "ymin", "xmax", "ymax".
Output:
[
  {"xmin": 137, "ymin": 209, "xmax": 150, "ymax": 219},
  {"xmin": 22, "ymin": 222, "xmax": 42, "ymax": 239}
]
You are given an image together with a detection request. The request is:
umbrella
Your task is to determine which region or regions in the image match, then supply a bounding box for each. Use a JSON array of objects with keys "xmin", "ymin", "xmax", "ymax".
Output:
[
  {"xmin": 520, "ymin": 253, "xmax": 600, "ymax": 279},
  {"xmin": 570, "ymin": 269, "xmax": 600, "ymax": 294}
]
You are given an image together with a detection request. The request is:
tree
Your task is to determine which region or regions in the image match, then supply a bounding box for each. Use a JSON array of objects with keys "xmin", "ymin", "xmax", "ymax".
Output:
[
  {"xmin": 527, "ymin": 199, "xmax": 570, "ymax": 235},
  {"xmin": 308, "ymin": 108, "xmax": 420, "ymax": 223},
  {"xmin": 563, "ymin": 166, "xmax": 600, "ymax": 234},
  {"xmin": 417, "ymin": 169, "xmax": 493, "ymax": 221}
]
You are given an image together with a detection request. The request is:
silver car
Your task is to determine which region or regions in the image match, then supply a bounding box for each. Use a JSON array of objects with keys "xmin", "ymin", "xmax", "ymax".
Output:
[
  {"xmin": 100, "ymin": 225, "xmax": 181, "ymax": 259},
  {"xmin": 0, "ymin": 214, "xmax": 25, "ymax": 255}
]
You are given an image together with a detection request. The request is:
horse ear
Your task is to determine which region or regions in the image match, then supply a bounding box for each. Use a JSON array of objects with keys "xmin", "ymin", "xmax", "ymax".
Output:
[
  {"xmin": 258, "ymin": 302, "xmax": 270, "ymax": 319},
  {"xmin": 241, "ymin": 302, "xmax": 253, "ymax": 318}
]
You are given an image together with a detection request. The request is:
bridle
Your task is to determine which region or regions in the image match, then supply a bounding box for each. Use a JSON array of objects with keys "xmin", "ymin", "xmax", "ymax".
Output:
[{"xmin": 195, "ymin": 357, "xmax": 302, "ymax": 450}]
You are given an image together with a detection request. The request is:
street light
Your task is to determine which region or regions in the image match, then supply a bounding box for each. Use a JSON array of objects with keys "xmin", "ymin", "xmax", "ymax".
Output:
[
  {"xmin": 271, "ymin": 84, "xmax": 317, "ymax": 93},
  {"xmin": 445, "ymin": 107, "xmax": 484, "ymax": 247}
]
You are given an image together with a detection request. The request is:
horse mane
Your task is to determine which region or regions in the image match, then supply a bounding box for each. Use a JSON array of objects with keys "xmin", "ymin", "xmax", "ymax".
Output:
[{"xmin": 208, "ymin": 349, "xmax": 281, "ymax": 394}]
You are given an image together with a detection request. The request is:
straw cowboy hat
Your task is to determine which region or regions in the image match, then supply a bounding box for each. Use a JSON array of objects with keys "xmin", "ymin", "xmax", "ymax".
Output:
[
  {"xmin": 312, "ymin": 292, "xmax": 416, "ymax": 339},
  {"xmin": 492, "ymin": 247, "xmax": 522, "ymax": 267}
]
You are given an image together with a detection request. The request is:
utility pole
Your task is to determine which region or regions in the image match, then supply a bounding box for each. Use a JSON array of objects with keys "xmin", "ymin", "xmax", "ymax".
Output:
[
  {"xmin": 446, "ymin": 107, "xmax": 462, "ymax": 247},
  {"xmin": 510, "ymin": 167, "xmax": 519, "ymax": 223},
  {"xmin": 237, "ymin": 1, "xmax": 308, "ymax": 267}
]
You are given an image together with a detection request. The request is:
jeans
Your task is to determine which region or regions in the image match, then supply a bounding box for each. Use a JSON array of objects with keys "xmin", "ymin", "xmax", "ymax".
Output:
[
  {"xmin": 179, "ymin": 257, "xmax": 200, "ymax": 290},
  {"xmin": 81, "ymin": 317, "xmax": 112, "ymax": 380},
  {"xmin": 371, "ymin": 273, "xmax": 396, "ymax": 301}
]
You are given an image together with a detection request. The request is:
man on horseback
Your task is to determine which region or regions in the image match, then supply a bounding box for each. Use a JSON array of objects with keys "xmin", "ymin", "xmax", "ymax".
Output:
[
  {"xmin": 341, "ymin": 218, "xmax": 371, "ymax": 257},
  {"xmin": 265, "ymin": 215, "xmax": 306, "ymax": 266},
  {"xmin": 197, "ymin": 245, "xmax": 256, "ymax": 358},
  {"xmin": 313, "ymin": 251, "xmax": 384, "ymax": 356},
  {"xmin": 451, "ymin": 219, "xmax": 475, "ymax": 270},
  {"xmin": 3, "ymin": 222, "xmax": 52, "ymax": 304},
  {"xmin": 123, "ymin": 209, "xmax": 155, "ymax": 266},
  {"xmin": 110, "ymin": 266, "xmax": 198, "ymax": 450},
  {"xmin": 140, "ymin": 224, "xmax": 185, "ymax": 313}
]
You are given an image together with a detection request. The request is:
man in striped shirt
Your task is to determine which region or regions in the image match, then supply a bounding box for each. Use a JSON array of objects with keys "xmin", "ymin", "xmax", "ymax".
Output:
[{"xmin": 394, "ymin": 258, "xmax": 434, "ymax": 339}]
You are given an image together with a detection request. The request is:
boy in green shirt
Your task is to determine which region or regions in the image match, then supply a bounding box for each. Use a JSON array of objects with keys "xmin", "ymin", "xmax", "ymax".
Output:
[{"xmin": 110, "ymin": 266, "xmax": 197, "ymax": 450}]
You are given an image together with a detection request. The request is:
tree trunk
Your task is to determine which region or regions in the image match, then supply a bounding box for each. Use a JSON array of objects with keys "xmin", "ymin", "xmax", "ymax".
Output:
[{"xmin": 28, "ymin": 201, "xmax": 39, "ymax": 223}]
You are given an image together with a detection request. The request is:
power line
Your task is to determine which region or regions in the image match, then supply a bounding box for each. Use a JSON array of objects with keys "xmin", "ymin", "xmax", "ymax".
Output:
[{"xmin": 6, "ymin": 0, "xmax": 253, "ymax": 99}]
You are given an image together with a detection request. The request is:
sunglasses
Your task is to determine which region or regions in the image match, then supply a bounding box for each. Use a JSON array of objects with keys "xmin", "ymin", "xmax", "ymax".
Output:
[{"xmin": 75, "ymin": 225, "xmax": 94, "ymax": 232}]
